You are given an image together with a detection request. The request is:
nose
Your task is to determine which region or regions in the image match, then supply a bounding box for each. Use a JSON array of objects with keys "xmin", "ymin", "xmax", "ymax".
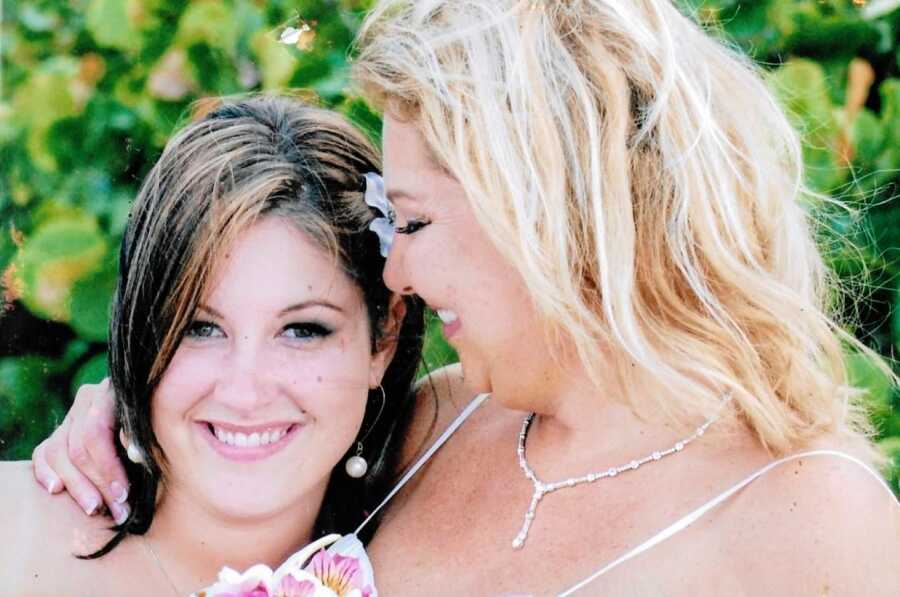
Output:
[
  {"xmin": 382, "ymin": 236, "xmax": 414, "ymax": 295},
  {"xmin": 214, "ymin": 340, "xmax": 275, "ymax": 415}
]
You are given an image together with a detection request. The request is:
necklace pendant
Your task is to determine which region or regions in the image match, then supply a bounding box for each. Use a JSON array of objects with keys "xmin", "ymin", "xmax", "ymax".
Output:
[{"xmin": 511, "ymin": 397, "xmax": 731, "ymax": 552}]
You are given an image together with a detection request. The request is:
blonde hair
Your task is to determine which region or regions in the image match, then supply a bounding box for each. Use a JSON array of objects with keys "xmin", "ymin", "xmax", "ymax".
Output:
[{"xmin": 354, "ymin": 0, "xmax": 891, "ymax": 455}]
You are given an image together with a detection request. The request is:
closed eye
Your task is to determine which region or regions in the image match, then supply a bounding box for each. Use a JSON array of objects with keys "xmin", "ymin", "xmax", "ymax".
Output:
[
  {"xmin": 395, "ymin": 219, "xmax": 431, "ymax": 235},
  {"xmin": 282, "ymin": 322, "xmax": 333, "ymax": 341}
]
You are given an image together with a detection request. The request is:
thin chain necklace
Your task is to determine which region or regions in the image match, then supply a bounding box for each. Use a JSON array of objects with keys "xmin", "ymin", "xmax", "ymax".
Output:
[
  {"xmin": 512, "ymin": 396, "xmax": 732, "ymax": 549},
  {"xmin": 142, "ymin": 536, "xmax": 182, "ymax": 596}
]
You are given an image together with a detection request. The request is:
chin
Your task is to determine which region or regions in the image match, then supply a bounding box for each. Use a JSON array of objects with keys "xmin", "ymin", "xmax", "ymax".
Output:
[
  {"xmin": 458, "ymin": 358, "xmax": 492, "ymax": 396},
  {"xmin": 205, "ymin": 492, "xmax": 298, "ymax": 523}
]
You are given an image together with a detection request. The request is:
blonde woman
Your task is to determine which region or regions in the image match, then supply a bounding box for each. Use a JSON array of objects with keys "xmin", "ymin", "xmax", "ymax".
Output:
[{"xmin": 32, "ymin": 1, "xmax": 900, "ymax": 594}]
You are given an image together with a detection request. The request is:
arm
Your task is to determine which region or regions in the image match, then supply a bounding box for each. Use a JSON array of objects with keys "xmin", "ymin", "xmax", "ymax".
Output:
[{"xmin": 31, "ymin": 379, "xmax": 130, "ymax": 523}]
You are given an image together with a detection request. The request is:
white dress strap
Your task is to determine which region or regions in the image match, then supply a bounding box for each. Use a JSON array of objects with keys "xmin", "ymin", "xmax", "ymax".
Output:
[
  {"xmin": 355, "ymin": 392, "xmax": 491, "ymax": 535},
  {"xmin": 558, "ymin": 449, "xmax": 897, "ymax": 596}
]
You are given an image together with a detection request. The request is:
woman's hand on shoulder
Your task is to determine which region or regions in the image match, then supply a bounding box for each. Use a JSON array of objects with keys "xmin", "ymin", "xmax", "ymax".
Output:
[
  {"xmin": 30, "ymin": 379, "xmax": 129, "ymax": 521},
  {"xmin": 731, "ymin": 452, "xmax": 899, "ymax": 594}
]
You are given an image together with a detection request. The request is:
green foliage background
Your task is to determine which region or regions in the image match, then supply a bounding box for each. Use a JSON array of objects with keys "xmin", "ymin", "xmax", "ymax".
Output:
[{"xmin": 0, "ymin": 0, "xmax": 898, "ymax": 491}]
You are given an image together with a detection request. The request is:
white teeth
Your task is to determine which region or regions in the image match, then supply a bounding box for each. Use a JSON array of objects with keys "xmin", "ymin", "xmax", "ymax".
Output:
[
  {"xmin": 436, "ymin": 309, "xmax": 458, "ymax": 324},
  {"xmin": 210, "ymin": 425, "xmax": 290, "ymax": 448}
]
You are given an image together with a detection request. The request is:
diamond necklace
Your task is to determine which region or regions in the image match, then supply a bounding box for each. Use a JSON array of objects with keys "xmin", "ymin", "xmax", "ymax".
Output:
[{"xmin": 512, "ymin": 396, "xmax": 732, "ymax": 549}]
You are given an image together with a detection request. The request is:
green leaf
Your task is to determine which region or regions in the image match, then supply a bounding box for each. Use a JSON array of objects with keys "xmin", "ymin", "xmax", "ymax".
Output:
[
  {"xmin": 894, "ymin": 284, "xmax": 900, "ymax": 355},
  {"xmin": 175, "ymin": 1, "xmax": 239, "ymax": 54},
  {"xmin": 769, "ymin": 59, "xmax": 838, "ymax": 137},
  {"xmin": 876, "ymin": 436, "xmax": 900, "ymax": 495},
  {"xmin": 418, "ymin": 311, "xmax": 458, "ymax": 377},
  {"xmin": 71, "ymin": 353, "xmax": 109, "ymax": 396},
  {"xmin": 846, "ymin": 351, "xmax": 896, "ymax": 436},
  {"xmin": 251, "ymin": 30, "xmax": 301, "ymax": 90},
  {"xmin": 15, "ymin": 216, "xmax": 108, "ymax": 322},
  {"xmin": 69, "ymin": 249, "xmax": 117, "ymax": 342},
  {"xmin": 851, "ymin": 108, "xmax": 885, "ymax": 166},
  {"xmin": 11, "ymin": 57, "xmax": 85, "ymax": 171},
  {"xmin": 86, "ymin": 0, "xmax": 139, "ymax": 51},
  {"xmin": 879, "ymin": 78, "xmax": 900, "ymax": 149},
  {"xmin": 0, "ymin": 356, "xmax": 57, "ymax": 429}
]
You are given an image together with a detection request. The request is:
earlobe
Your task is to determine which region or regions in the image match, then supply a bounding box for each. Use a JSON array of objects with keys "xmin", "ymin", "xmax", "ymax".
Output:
[{"xmin": 369, "ymin": 294, "xmax": 406, "ymax": 387}]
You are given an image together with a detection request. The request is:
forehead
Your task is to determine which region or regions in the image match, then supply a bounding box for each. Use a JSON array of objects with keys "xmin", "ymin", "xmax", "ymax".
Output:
[
  {"xmin": 202, "ymin": 217, "xmax": 362, "ymax": 309},
  {"xmin": 381, "ymin": 115, "xmax": 455, "ymax": 203}
]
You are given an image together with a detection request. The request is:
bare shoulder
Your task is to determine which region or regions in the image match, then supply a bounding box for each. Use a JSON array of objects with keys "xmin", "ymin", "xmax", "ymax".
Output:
[
  {"xmin": 0, "ymin": 461, "xmax": 117, "ymax": 595},
  {"xmin": 722, "ymin": 448, "xmax": 899, "ymax": 594},
  {"xmin": 399, "ymin": 363, "xmax": 471, "ymax": 466}
]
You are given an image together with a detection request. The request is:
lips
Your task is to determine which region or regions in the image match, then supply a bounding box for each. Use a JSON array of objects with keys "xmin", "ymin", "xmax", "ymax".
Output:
[
  {"xmin": 200, "ymin": 421, "xmax": 300, "ymax": 461},
  {"xmin": 435, "ymin": 309, "xmax": 458, "ymax": 324},
  {"xmin": 210, "ymin": 424, "xmax": 292, "ymax": 448},
  {"xmin": 435, "ymin": 308, "xmax": 461, "ymax": 338}
]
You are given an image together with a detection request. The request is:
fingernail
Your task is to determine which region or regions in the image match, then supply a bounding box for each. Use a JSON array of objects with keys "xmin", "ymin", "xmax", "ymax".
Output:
[
  {"xmin": 83, "ymin": 496, "xmax": 100, "ymax": 516},
  {"xmin": 46, "ymin": 478, "xmax": 60, "ymax": 494},
  {"xmin": 110, "ymin": 481, "xmax": 129, "ymax": 504},
  {"xmin": 111, "ymin": 501, "xmax": 130, "ymax": 525}
]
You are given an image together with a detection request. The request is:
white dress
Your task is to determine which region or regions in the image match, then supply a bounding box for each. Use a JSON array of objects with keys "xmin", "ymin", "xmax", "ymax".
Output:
[{"xmin": 217, "ymin": 393, "xmax": 898, "ymax": 596}]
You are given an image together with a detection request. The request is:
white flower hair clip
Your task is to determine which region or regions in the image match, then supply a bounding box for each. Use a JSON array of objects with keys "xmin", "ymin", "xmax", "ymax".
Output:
[{"xmin": 363, "ymin": 172, "xmax": 394, "ymax": 258}]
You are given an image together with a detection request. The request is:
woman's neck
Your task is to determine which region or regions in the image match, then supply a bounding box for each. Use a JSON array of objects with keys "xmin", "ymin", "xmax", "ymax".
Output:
[
  {"xmin": 502, "ymin": 348, "xmax": 703, "ymax": 469},
  {"xmin": 140, "ymin": 484, "xmax": 325, "ymax": 594}
]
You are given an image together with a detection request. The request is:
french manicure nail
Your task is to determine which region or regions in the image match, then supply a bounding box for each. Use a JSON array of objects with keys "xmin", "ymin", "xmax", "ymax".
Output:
[
  {"xmin": 83, "ymin": 497, "xmax": 100, "ymax": 516},
  {"xmin": 111, "ymin": 501, "xmax": 130, "ymax": 525},
  {"xmin": 110, "ymin": 481, "xmax": 129, "ymax": 504}
]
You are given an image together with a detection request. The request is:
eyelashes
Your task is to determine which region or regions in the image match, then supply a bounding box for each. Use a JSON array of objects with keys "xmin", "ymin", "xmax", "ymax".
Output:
[
  {"xmin": 183, "ymin": 320, "xmax": 333, "ymax": 342},
  {"xmin": 281, "ymin": 322, "xmax": 333, "ymax": 340},
  {"xmin": 185, "ymin": 320, "xmax": 224, "ymax": 339},
  {"xmin": 394, "ymin": 219, "xmax": 431, "ymax": 235}
]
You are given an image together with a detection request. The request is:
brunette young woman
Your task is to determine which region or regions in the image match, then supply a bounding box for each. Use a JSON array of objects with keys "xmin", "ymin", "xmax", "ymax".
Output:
[{"xmin": 4, "ymin": 96, "xmax": 423, "ymax": 595}]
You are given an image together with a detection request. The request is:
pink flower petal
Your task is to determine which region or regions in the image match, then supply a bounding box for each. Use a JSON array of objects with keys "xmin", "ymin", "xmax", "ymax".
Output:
[
  {"xmin": 305, "ymin": 550, "xmax": 367, "ymax": 596},
  {"xmin": 277, "ymin": 576, "xmax": 318, "ymax": 597}
]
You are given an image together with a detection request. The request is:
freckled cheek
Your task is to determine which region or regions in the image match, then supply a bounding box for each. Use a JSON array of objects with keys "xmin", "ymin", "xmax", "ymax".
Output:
[
  {"xmin": 152, "ymin": 348, "xmax": 221, "ymax": 419},
  {"xmin": 271, "ymin": 345, "xmax": 373, "ymax": 419}
]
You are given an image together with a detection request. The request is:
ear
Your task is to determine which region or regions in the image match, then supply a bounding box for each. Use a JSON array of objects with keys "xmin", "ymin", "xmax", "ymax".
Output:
[{"xmin": 369, "ymin": 294, "xmax": 406, "ymax": 388}]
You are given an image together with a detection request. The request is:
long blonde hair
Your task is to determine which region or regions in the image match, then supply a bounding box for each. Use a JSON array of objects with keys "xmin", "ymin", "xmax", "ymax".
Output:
[{"xmin": 353, "ymin": 0, "xmax": 890, "ymax": 455}]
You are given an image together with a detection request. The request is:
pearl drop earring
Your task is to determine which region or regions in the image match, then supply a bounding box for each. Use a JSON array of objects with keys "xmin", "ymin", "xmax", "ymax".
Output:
[
  {"xmin": 120, "ymin": 428, "xmax": 145, "ymax": 464},
  {"xmin": 345, "ymin": 385, "xmax": 386, "ymax": 479},
  {"xmin": 345, "ymin": 442, "xmax": 368, "ymax": 478},
  {"xmin": 126, "ymin": 440, "xmax": 145, "ymax": 464}
]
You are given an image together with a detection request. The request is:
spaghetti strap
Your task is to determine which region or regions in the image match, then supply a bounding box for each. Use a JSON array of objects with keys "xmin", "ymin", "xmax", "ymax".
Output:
[
  {"xmin": 557, "ymin": 449, "xmax": 898, "ymax": 596},
  {"xmin": 355, "ymin": 392, "xmax": 491, "ymax": 535}
]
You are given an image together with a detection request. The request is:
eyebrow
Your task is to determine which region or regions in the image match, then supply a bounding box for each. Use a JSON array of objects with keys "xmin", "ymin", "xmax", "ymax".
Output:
[
  {"xmin": 386, "ymin": 189, "xmax": 420, "ymax": 203},
  {"xmin": 197, "ymin": 300, "xmax": 344, "ymax": 318}
]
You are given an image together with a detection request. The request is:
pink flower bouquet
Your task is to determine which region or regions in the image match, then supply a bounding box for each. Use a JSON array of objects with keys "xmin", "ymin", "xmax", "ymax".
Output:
[{"xmin": 193, "ymin": 534, "xmax": 376, "ymax": 597}]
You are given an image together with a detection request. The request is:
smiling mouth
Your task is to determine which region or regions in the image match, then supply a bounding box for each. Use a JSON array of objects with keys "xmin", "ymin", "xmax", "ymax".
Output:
[
  {"xmin": 206, "ymin": 423, "xmax": 297, "ymax": 449},
  {"xmin": 435, "ymin": 309, "xmax": 459, "ymax": 324}
]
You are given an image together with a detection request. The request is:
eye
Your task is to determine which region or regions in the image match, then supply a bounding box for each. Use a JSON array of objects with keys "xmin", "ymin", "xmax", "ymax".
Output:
[
  {"xmin": 184, "ymin": 320, "xmax": 224, "ymax": 339},
  {"xmin": 395, "ymin": 218, "xmax": 431, "ymax": 235},
  {"xmin": 282, "ymin": 322, "xmax": 333, "ymax": 341}
]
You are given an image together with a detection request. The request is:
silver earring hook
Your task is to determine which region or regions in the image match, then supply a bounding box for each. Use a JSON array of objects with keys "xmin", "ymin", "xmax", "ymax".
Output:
[{"xmin": 357, "ymin": 385, "xmax": 387, "ymax": 446}]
